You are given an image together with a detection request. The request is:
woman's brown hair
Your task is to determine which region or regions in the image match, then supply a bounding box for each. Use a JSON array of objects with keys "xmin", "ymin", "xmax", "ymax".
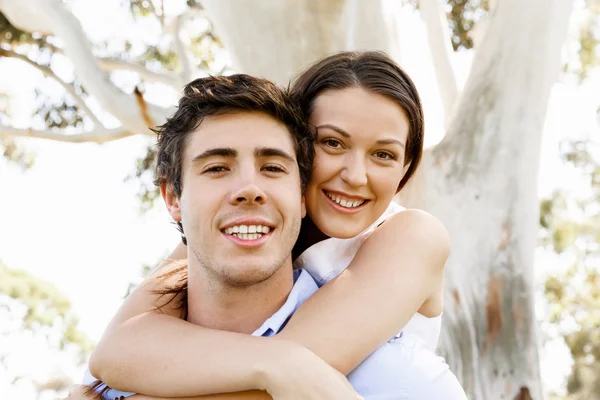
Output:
[{"xmin": 290, "ymin": 50, "xmax": 424, "ymax": 192}]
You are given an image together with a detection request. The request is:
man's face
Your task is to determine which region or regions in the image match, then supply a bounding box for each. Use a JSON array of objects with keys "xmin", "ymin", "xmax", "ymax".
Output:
[{"xmin": 164, "ymin": 111, "xmax": 305, "ymax": 287}]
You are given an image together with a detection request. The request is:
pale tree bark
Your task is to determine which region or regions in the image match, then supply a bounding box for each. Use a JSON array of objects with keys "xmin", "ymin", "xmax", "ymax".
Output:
[
  {"xmin": 419, "ymin": 0, "xmax": 458, "ymax": 125},
  {"xmin": 0, "ymin": 126, "xmax": 134, "ymax": 144},
  {"xmin": 203, "ymin": 0, "xmax": 574, "ymax": 398},
  {"xmin": 400, "ymin": 0, "xmax": 574, "ymax": 398},
  {"xmin": 203, "ymin": 0, "xmax": 396, "ymax": 85}
]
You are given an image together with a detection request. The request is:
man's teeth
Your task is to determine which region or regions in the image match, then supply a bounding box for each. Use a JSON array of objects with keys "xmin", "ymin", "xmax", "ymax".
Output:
[
  {"xmin": 325, "ymin": 192, "xmax": 365, "ymax": 208},
  {"xmin": 224, "ymin": 225, "xmax": 271, "ymax": 240}
]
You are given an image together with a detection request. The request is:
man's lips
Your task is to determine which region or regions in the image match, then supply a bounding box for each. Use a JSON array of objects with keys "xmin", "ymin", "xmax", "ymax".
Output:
[
  {"xmin": 220, "ymin": 218, "xmax": 276, "ymax": 248},
  {"xmin": 222, "ymin": 229, "xmax": 273, "ymax": 248},
  {"xmin": 220, "ymin": 218, "xmax": 275, "ymax": 231}
]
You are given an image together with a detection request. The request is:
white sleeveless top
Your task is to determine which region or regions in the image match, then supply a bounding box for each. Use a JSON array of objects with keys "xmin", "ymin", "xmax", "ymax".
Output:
[{"xmin": 294, "ymin": 201, "xmax": 442, "ymax": 350}]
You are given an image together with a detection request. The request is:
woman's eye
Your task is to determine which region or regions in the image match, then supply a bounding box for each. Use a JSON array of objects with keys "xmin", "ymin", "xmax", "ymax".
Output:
[
  {"xmin": 322, "ymin": 138, "xmax": 342, "ymax": 148},
  {"xmin": 375, "ymin": 151, "xmax": 396, "ymax": 160}
]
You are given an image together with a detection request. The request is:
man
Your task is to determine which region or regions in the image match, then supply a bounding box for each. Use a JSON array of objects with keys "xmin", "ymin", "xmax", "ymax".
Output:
[
  {"xmin": 73, "ymin": 74, "xmax": 359, "ymax": 400},
  {"xmin": 71, "ymin": 74, "xmax": 464, "ymax": 400}
]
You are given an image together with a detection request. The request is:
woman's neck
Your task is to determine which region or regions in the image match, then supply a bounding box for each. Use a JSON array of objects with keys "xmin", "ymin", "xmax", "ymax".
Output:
[{"xmin": 292, "ymin": 217, "xmax": 330, "ymax": 261}]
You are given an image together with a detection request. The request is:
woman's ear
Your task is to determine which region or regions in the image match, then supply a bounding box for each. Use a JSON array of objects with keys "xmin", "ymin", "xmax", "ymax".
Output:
[{"xmin": 161, "ymin": 183, "xmax": 181, "ymax": 221}]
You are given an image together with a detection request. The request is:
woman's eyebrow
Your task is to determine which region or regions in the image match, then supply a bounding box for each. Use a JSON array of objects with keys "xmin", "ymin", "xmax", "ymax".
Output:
[
  {"xmin": 316, "ymin": 124, "xmax": 350, "ymax": 137},
  {"xmin": 317, "ymin": 124, "xmax": 405, "ymax": 148},
  {"xmin": 376, "ymin": 138, "xmax": 405, "ymax": 148}
]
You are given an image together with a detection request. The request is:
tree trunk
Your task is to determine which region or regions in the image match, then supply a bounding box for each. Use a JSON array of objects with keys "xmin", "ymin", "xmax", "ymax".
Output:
[
  {"xmin": 401, "ymin": 0, "xmax": 574, "ymax": 398},
  {"xmin": 203, "ymin": 0, "xmax": 396, "ymax": 85},
  {"xmin": 204, "ymin": 0, "xmax": 574, "ymax": 399}
]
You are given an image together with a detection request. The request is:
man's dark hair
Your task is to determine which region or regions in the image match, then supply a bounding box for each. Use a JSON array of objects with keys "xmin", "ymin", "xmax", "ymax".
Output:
[
  {"xmin": 150, "ymin": 74, "xmax": 313, "ymax": 319},
  {"xmin": 154, "ymin": 74, "xmax": 314, "ymax": 197}
]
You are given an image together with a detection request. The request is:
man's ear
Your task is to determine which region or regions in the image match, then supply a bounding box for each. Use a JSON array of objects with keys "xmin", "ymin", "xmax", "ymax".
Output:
[
  {"xmin": 161, "ymin": 183, "xmax": 181, "ymax": 221},
  {"xmin": 301, "ymin": 195, "xmax": 307, "ymax": 218}
]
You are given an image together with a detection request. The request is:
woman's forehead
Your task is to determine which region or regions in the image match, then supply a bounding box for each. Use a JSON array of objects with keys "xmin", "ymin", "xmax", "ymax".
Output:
[{"xmin": 310, "ymin": 88, "xmax": 409, "ymax": 142}]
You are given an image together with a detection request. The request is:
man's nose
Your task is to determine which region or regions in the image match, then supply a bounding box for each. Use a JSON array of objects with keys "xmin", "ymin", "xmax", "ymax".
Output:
[
  {"xmin": 228, "ymin": 172, "xmax": 267, "ymax": 205},
  {"xmin": 340, "ymin": 153, "xmax": 368, "ymax": 188}
]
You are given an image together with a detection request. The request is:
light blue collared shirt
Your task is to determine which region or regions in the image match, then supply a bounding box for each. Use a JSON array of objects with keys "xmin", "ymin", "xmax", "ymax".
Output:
[
  {"xmin": 85, "ymin": 268, "xmax": 466, "ymax": 399},
  {"xmin": 84, "ymin": 269, "xmax": 318, "ymax": 400}
]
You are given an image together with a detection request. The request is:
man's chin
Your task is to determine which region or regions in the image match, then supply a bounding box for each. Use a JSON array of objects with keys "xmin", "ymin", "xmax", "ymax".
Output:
[{"xmin": 218, "ymin": 263, "xmax": 283, "ymax": 288}]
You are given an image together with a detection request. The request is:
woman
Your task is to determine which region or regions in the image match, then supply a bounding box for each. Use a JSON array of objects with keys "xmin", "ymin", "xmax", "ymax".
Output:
[{"xmin": 87, "ymin": 51, "xmax": 461, "ymax": 399}]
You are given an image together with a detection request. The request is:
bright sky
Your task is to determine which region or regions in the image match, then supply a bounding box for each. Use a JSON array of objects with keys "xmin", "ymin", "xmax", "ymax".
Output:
[{"xmin": 0, "ymin": 0, "xmax": 598, "ymax": 399}]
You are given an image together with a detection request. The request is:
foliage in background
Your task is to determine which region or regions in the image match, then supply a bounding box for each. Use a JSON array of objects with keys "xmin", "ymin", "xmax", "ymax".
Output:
[
  {"xmin": 541, "ymin": 140, "xmax": 600, "ymax": 399},
  {"xmin": 0, "ymin": 261, "xmax": 93, "ymax": 353},
  {"xmin": 0, "ymin": 260, "xmax": 94, "ymax": 395},
  {"xmin": 565, "ymin": 0, "xmax": 600, "ymax": 81}
]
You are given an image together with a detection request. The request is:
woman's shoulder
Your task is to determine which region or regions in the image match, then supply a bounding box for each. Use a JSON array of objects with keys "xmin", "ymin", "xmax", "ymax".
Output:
[
  {"xmin": 365, "ymin": 207, "xmax": 451, "ymax": 264},
  {"xmin": 378, "ymin": 207, "xmax": 449, "ymax": 242}
]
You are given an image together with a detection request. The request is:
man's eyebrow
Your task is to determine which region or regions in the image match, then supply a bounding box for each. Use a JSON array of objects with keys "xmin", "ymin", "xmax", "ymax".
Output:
[
  {"xmin": 191, "ymin": 148, "xmax": 237, "ymax": 163},
  {"xmin": 254, "ymin": 147, "xmax": 296, "ymax": 163},
  {"xmin": 317, "ymin": 124, "xmax": 405, "ymax": 148}
]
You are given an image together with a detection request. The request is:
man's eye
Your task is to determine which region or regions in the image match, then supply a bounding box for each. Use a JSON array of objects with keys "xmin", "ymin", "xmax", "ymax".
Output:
[
  {"xmin": 262, "ymin": 164, "xmax": 285, "ymax": 173},
  {"xmin": 204, "ymin": 165, "xmax": 228, "ymax": 174}
]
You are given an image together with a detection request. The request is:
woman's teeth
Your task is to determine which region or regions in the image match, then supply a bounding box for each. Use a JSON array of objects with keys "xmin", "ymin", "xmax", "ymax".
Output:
[
  {"xmin": 224, "ymin": 225, "xmax": 271, "ymax": 240},
  {"xmin": 325, "ymin": 191, "xmax": 366, "ymax": 208}
]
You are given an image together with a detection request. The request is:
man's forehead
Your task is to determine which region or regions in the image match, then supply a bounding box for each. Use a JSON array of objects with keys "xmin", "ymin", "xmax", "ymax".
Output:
[{"xmin": 186, "ymin": 112, "xmax": 296, "ymax": 157}]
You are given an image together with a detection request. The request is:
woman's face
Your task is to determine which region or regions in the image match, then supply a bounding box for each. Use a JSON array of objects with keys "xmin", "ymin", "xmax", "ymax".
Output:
[{"xmin": 305, "ymin": 87, "xmax": 410, "ymax": 239}]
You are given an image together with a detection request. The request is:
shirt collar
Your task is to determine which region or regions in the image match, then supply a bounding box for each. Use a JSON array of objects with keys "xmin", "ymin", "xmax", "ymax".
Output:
[{"xmin": 252, "ymin": 269, "xmax": 318, "ymax": 337}]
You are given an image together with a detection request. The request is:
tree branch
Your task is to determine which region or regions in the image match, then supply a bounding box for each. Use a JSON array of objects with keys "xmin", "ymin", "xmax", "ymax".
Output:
[
  {"xmin": 0, "ymin": 47, "xmax": 103, "ymax": 127},
  {"xmin": 3, "ymin": 0, "xmax": 174, "ymax": 134},
  {"xmin": 8, "ymin": 40, "xmax": 179, "ymax": 87},
  {"xmin": 419, "ymin": 0, "xmax": 459, "ymax": 124},
  {"xmin": 0, "ymin": 124, "xmax": 136, "ymax": 144},
  {"xmin": 165, "ymin": 8, "xmax": 206, "ymax": 85},
  {"xmin": 13, "ymin": 36, "xmax": 64, "ymax": 54},
  {"xmin": 174, "ymin": 13, "xmax": 193, "ymax": 84},
  {"xmin": 97, "ymin": 58, "xmax": 179, "ymax": 87}
]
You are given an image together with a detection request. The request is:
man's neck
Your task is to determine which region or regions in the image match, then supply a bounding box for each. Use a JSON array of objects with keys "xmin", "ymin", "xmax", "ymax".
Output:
[{"xmin": 185, "ymin": 258, "xmax": 294, "ymax": 334}]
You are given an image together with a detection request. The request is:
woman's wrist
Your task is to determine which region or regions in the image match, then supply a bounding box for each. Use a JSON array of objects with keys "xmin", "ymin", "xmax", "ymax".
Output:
[{"xmin": 253, "ymin": 338, "xmax": 304, "ymax": 392}]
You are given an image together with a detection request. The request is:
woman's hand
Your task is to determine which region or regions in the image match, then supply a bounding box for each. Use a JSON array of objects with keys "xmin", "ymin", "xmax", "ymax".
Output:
[
  {"xmin": 260, "ymin": 341, "xmax": 362, "ymax": 400},
  {"xmin": 59, "ymin": 385, "xmax": 103, "ymax": 400}
]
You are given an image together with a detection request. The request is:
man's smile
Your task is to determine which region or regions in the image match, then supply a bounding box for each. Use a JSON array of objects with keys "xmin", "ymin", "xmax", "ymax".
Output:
[{"xmin": 220, "ymin": 219, "xmax": 276, "ymax": 248}]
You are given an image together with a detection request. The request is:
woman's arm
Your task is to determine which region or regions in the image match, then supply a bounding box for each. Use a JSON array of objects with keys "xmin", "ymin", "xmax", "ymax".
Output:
[
  {"xmin": 128, "ymin": 391, "xmax": 270, "ymax": 400},
  {"xmin": 278, "ymin": 208, "xmax": 449, "ymax": 373},
  {"xmin": 90, "ymin": 209, "xmax": 448, "ymax": 395},
  {"xmin": 90, "ymin": 244, "xmax": 358, "ymax": 399}
]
